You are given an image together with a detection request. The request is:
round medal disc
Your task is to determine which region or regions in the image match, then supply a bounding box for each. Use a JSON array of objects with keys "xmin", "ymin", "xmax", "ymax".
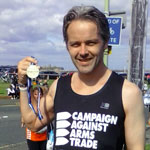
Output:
[{"xmin": 27, "ymin": 65, "xmax": 39, "ymax": 79}]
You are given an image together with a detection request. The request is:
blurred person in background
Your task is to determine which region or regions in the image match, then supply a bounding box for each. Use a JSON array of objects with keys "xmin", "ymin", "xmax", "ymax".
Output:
[
  {"xmin": 21, "ymin": 87, "xmax": 47, "ymax": 150},
  {"xmin": 7, "ymin": 84, "xmax": 15, "ymax": 99}
]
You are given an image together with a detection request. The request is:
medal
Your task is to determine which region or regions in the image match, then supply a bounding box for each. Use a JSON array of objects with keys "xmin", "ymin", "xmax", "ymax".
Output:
[{"xmin": 27, "ymin": 65, "xmax": 39, "ymax": 79}]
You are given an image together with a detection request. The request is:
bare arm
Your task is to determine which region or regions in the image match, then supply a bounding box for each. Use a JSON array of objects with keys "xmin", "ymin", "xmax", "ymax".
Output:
[
  {"xmin": 18, "ymin": 56, "xmax": 56, "ymax": 131},
  {"xmin": 122, "ymin": 80, "xmax": 145, "ymax": 150}
]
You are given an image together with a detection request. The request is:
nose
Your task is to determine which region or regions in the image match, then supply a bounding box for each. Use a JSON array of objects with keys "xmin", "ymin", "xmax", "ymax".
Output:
[{"xmin": 80, "ymin": 43, "xmax": 88, "ymax": 56}]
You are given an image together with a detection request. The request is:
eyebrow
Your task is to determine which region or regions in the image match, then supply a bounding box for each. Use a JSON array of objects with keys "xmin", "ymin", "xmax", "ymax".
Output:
[
  {"xmin": 85, "ymin": 39, "xmax": 100, "ymax": 43},
  {"xmin": 69, "ymin": 39, "xmax": 100, "ymax": 44}
]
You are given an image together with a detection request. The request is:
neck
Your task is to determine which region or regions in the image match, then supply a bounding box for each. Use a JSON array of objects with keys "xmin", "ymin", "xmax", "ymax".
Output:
[
  {"xmin": 77, "ymin": 64, "xmax": 109, "ymax": 85},
  {"xmin": 71, "ymin": 64, "xmax": 112, "ymax": 95}
]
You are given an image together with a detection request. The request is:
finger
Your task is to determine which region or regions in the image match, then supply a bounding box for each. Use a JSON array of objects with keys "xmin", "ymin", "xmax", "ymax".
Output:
[
  {"xmin": 18, "ymin": 64, "xmax": 29, "ymax": 76},
  {"xmin": 24, "ymin": 56, "xmax": 38, "ymax": 65},
  {"xmin": 18, "ymin": 58, "xmax": 36, "ymax": 73}
]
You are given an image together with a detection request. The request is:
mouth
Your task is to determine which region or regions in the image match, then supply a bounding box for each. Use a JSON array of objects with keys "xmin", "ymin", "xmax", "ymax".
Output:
[
  {"xmin": 77, "ymin": 58, "xmax": 93, "ymax": 65},
  {"xmin": 78, "ymin": 57, "xmax": 92, "ymax": 62}
]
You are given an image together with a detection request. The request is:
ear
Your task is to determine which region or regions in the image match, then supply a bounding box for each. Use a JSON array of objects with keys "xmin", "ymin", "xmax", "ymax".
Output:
[
  {"xmin": 103, "ymin": 42, "xmax": 108, "ymax": 50},
  {"xmin": 66, "ymin": 45, "xmax": 69, "ymax": 51},
  {"xmin": 66, "ymin": 42, "xmax": 69, "ymax": 51}
]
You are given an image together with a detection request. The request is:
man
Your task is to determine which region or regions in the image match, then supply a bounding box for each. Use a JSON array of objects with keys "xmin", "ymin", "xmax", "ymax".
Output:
[{"xmin": 18, "ymin": 6, "xmax": 145, "ymax": 150}]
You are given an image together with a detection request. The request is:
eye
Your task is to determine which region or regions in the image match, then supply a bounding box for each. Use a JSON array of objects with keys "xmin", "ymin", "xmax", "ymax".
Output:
[
  {"xmin": 88, "ymin": 42, "xmax": 95, "ymax": 46},
  {"xmin": 86, "ymin": 41, "xmax": 97, "ymax": 46},
  {"xmin": 70, "ymin": 42, "xmax": 80, "ymax": 47}
]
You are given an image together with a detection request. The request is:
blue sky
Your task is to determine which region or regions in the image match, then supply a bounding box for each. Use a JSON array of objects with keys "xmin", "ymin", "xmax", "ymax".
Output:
[{"xmin": 0, "ymin": 0, "xmax": 150, "ymax": 71}]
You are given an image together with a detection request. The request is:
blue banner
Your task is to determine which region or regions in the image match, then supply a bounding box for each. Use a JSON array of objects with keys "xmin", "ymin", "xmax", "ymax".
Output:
[{"xmin": 107, "ymin": 17, "xmax": 122, "ymax": 45}]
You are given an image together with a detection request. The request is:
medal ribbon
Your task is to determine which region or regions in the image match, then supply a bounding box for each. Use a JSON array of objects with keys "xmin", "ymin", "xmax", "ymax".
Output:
[
  {"xmin": 27, "ymin": 77, "xmax": 36, "ymax": 114},
  {"xmin": 37, "ymin": 87, "xmax": 43, "ymax": 120},
  {"xmin": 27, "ymin": 60, "xmax": 43, "ymax": 120},
  {"xmin": 27, "ymin": 77, "xmax": 43, "ymax": 120}
]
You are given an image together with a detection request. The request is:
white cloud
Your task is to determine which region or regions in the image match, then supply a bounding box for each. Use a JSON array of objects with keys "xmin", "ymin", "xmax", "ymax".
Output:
[{"xmin": 0, "ymin": 0, "xmax": 149, "ymax": 70}]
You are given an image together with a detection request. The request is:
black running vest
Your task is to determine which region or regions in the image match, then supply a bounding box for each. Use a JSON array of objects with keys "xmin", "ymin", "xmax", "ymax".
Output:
[{"xmin": 54, "ymin": 72, "xmax": 125, "ymax": 150}]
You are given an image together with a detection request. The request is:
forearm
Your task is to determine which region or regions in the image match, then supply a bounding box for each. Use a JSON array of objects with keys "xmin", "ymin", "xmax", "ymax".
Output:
[
  {"xmin": 20, "ymin": 90, "xmax": 37, "ymax": 129},
  {"xmin": 18, "ymin": 57, "xmax": 48, "ymax": 131}
]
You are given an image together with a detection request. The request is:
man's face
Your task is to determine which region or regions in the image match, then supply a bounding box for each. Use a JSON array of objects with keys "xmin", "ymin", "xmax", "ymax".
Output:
[{"xmin": 67, "ymin": 20, "xmax": 107, "ymax": 74}]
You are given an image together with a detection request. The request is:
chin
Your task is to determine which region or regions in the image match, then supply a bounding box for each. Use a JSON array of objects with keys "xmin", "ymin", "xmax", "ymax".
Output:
[
  {"xmin": 72, "ymin": 59, "xmax": 99, "ymax": 74},
  {"xmin": 76, "ymin": 65, "xmax": 94, "ymax": 74}
]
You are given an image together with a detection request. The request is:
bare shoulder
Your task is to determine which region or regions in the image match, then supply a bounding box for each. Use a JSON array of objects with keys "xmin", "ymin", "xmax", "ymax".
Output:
[
  {"xmin": 48, "ymin": 78, "xmax": 59, "ymax": 99},
  {"xmin": 122, "ymin": 80, "xmax": 145, "ymax": 149},
  {"xmin": 123, "ymin": 79, "xmax": 142, "ymax": 97},
  {"xmin": 122, "ymin": 79, "xmax": 143, "ymax": 112},
  {"xmin": 44, "ymin": 79, "xmax": 58, "ymax": 113}
]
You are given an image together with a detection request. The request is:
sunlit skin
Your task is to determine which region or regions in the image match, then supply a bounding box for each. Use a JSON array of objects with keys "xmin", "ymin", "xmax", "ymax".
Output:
[{"xmin": 67, "ymin": 20, "xmax": 108, "ymax": 76}]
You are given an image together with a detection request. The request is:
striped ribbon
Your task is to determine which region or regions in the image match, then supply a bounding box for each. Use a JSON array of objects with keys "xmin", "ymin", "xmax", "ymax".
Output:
[{"xmin": 27, "ymin": 59, "xmax": 43, "ymax": 120}]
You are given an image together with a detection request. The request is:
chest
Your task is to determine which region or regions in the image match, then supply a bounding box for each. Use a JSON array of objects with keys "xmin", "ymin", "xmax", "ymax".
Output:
[
  {"xmin": 53, "ymin": 74, "xmax": 125, "ymax": 149},
  {"xmin": 54, "ymin": 80, "xmax": 125, "ymax": 150}
]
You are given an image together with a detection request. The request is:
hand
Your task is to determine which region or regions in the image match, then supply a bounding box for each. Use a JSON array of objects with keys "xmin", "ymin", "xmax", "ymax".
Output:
[
  {"xmin": 21, "ymin": 117, "xmax": 25, "ymax": 128},
  {"xmin": 21, "ymin": 122, "xmax": 25, "ymax": 128},
  {"xmin": 17, "ymin": 56, "xmax": 38, "ymax": 85}
]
